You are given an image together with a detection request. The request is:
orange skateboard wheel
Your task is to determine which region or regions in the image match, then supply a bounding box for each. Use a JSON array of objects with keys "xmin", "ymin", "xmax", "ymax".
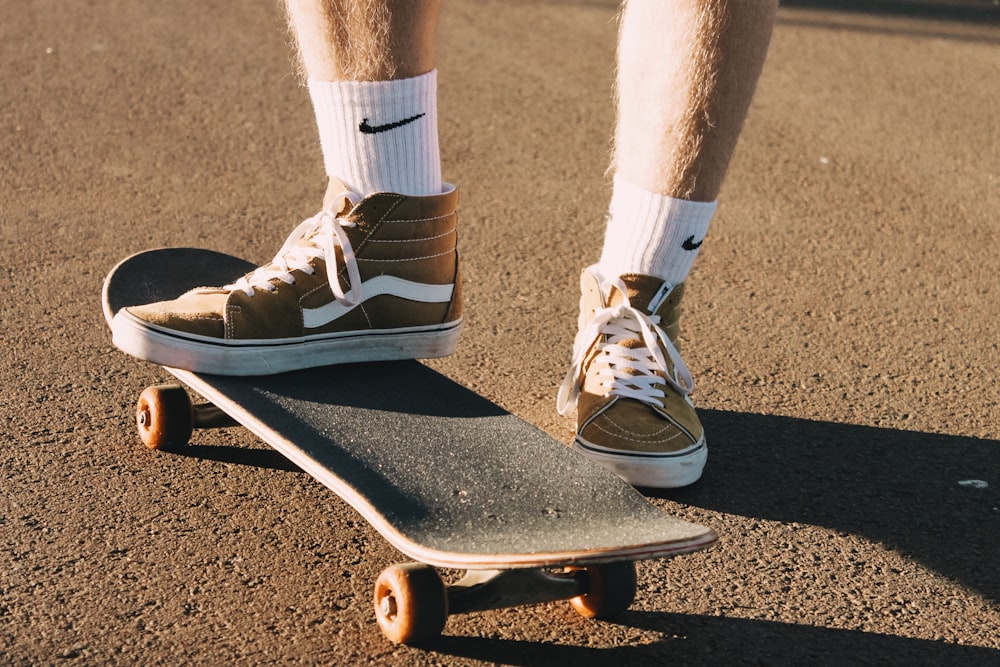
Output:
[
  {"xmin": 567, "ymin": 562, "xmax": 637, "ymax": 619},
  {"xmin": 135, "ymin": 384, "xmax": 194, "ymax": 450},
  {"xmin": 374, "ymin": 563, "xmax": 447, "ymax": 645}
]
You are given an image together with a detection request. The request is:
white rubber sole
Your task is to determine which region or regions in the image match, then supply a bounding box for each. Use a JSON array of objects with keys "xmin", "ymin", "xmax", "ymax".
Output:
[
  {"xmin": 111, "ymin": 310, "xmax": 462, "ymax": 376},
  {"xmin": 573, "ymin": 436, "xmax": 708, "ymax": 489}
]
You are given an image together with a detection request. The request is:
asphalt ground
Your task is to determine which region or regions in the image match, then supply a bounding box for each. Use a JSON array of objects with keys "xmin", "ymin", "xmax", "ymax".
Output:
[{"xmin": 2, "ymin": 0, "xmax": 998, "ymax": 664}]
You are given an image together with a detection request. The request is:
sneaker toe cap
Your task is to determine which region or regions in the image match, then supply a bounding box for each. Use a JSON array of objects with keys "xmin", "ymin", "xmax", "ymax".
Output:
[
  {"xmin": 125, "ymin": 297, "xmax": 226, "ymax": 339},
  {"xmin": 580, "ymin": 394, "xmax": 702, "ymax": 454}
]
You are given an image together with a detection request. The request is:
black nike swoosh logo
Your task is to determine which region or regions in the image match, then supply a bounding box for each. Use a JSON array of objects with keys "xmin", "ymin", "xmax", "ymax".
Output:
[
  {"xmin": 682, "ymin": 235, "xmax": 704, "ymax": 251},
  {"xmin": 359, "ymin": 113, "xmax": 425, "ymax": 134}
]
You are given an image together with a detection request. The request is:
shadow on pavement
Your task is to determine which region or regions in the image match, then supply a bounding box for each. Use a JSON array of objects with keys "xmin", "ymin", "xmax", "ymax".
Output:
[
  {"xmin": 779, "ymin": 0, "xmax": 1000, "ymax": 44},
  {"xmin": 172, "ymin": 443, "xmax": 303, "ymax": 473},
  {"xmin": 172, "ymin": 404, "xmax": 998, "ymax": 605},
  {"xmin": 782, "ymin": 0, "xmax": 1000, "ymax": 23},
  {"xmin": 430, "ymin": 611, "xmax": 998, "ymax": 665},
  {"xmin": 662, "ymin": 409, "xmax": 999, "ymax": 605}
]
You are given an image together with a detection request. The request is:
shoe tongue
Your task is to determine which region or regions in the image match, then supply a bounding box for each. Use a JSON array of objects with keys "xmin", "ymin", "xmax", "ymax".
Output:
[
  {"xmin": 608, "ymin": 274, "xmax": 670, "ymax": 314},
  {"xmin": 322, "ymin": 177, "xmax": 357, "ymax": 216}
]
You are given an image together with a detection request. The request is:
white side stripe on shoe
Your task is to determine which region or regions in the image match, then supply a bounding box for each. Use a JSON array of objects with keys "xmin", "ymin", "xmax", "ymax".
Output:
[{"xmin": 302, "ymin": 275, "xmax": 454, "ymax": 329}]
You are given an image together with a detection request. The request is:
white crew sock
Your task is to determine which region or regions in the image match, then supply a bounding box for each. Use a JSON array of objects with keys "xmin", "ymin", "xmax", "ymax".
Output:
[
  {"xmin": 598, "ymin": 175, "xmax": 718, "ymax": 286},
  {"xmin": 307, "ymin": 70, "xmax": 441, "ymax": 197}
]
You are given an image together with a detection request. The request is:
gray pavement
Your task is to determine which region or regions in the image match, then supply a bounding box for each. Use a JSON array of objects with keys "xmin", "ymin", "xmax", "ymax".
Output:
[{"xmin": 2, "ymin": 0, "xmax": 998, "ymax": 664}]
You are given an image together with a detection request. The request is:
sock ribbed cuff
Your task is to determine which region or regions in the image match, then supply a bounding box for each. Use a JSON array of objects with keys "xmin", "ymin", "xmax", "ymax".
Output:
[
  {"xmin": 307, "ymin": 70, "xmax": 441, "ymax": 197},
  {"xmin": 598, "ymin": 175, "xmax": 718, "ymax": 286}
]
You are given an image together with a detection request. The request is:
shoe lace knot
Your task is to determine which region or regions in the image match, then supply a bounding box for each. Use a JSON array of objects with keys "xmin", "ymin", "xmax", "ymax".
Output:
[
  {"xmin": 557, "ymin": 278, "xmax": 694, "ymax": 415},
  {"xmin": 227, "ymin": 189, "xmax": 364, "ymax": 306}
]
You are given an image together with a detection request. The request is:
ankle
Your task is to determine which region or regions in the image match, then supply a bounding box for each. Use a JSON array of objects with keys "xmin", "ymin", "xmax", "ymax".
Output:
[
  {"xmin": 308, "ymin": 70, "xmax": 441, "ymax": 197},
  {"xmin": 598, "ymin": 175, "xmax": 717, "ymax": 286}
]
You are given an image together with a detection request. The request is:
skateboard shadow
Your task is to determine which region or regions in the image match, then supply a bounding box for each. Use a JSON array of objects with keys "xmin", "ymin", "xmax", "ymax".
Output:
[
  {"xmin": 652, "ymin": 409, "xmax": 1000, "ymax": 605},
  {"xmin": 171, "ymin": 443, "xmax": 303, "ymax": 473},
  {"xmin": 430, "ymin": 611, "xmax": 998, "ymax": 665}
]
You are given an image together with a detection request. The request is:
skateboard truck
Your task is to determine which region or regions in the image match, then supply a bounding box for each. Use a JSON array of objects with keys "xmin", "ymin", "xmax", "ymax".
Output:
[{"xmin": 373, "ymin": 561, "xmax": 637, "ymax": 645}]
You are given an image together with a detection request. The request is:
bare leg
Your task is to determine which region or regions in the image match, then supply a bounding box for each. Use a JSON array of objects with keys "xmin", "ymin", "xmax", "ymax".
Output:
[
  {"xmin": 614, "ymin": 0, "xmax": 777, "ymax": 201},
  {"xmin": 561, "ymin": 2, "xmax": 778, "ymax": 489},
  {"xmin": 284, "ymin": 0, "xmax": 444, "ymax": 197},
  {"xmin": 598, "ymin": 0, "xmax": 777, "ymax": 286},
  {"xmin": 284, "ymin": 0, "xmax": 440, "ymax": 81}
]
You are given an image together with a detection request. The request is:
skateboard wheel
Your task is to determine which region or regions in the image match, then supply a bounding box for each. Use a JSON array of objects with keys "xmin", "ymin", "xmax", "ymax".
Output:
[
  {"xmin": 135, "ymin": 384, "xmax": 194, "ymax": 450},
  {"xmin": 567, "ymin": 562, "xmax": 637, "ymax": 619},
  {"xmin": 373, "ymin": 563, "xmax": 447, "ymax": 645}
]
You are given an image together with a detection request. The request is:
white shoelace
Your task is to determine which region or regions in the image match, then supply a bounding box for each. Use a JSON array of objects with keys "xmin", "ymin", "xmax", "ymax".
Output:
[
  {"xmin": 226, "ymin": 190, "xmax": 364, "ymax": 305},
  {"xmin": 557, "ymin": 279, "xmax": 694, "ymax": 416}
]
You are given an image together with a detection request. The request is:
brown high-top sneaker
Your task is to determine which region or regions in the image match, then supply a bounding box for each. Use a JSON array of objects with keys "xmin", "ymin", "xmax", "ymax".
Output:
[
  {"xmin": 558, "ymin": 266, "xmax": 706, "ymax": 488},
  {"xmin": 111, "ymin": 181, "xmax": 461, "ymax": 375}
]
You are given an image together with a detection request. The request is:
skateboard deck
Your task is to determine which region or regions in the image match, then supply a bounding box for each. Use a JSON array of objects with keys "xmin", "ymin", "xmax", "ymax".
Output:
[{"xmin": 102, "ymin": 248, "xmax": 718, "ymax": 643}]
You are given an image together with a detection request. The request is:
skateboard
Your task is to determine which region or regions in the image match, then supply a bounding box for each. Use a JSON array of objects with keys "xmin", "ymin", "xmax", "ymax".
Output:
[{"xmin": 102, "ymin": 248, "xmax": 718, "ymax": 645}]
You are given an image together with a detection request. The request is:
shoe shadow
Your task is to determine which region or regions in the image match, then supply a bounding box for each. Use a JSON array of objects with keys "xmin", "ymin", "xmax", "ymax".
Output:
[
  {"xmin": 429, "ymin": 611, "xmax": 998, "ymax": 665},
  {"xmin": 651, "ymin": 409, "xmax": 1000, "ymax": 605},
  {"xmin": 160, "ymin": 361, "xmax": 504, "ymax": 469},
  {"xmin": 239, "ymin": 360, "xmax": 510, "ymax": 419}
]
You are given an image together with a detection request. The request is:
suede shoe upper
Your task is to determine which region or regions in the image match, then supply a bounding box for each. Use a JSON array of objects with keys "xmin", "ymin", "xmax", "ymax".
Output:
[{"xmin": 558, "ymin": 267, "xmax": 704, "ymax": 458}]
